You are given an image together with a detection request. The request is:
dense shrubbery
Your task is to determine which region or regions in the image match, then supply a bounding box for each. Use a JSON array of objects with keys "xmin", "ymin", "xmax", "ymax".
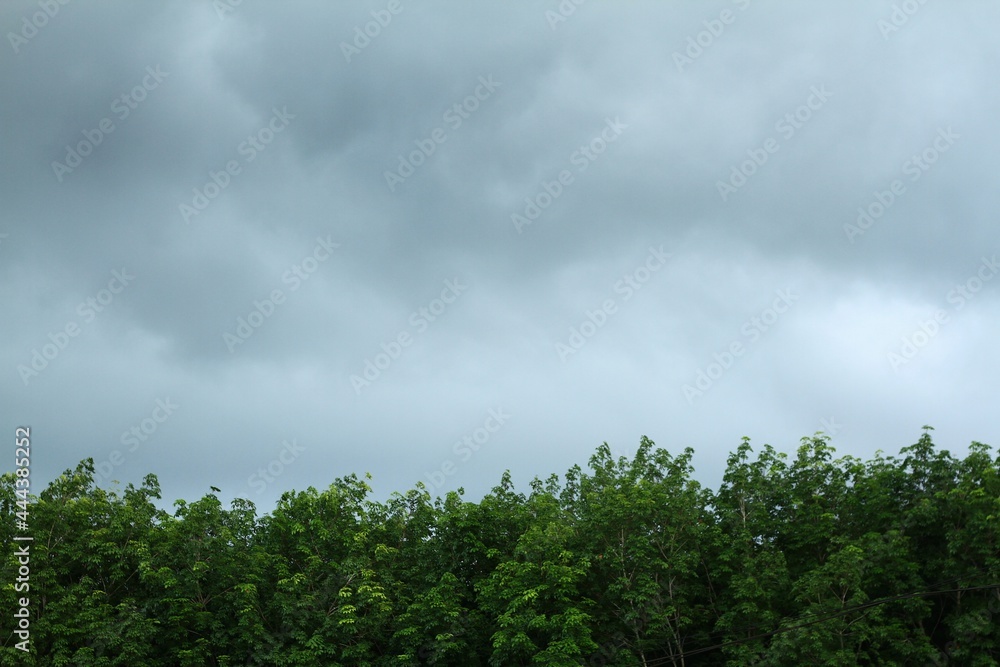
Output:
[{"xmin": 2, "ymin": 429, "xmax": 999, "ymax": 665}]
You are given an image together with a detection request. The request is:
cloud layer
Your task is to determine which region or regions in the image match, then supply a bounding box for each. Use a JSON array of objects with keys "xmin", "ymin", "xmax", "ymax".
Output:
[{"xmin": 3, "ymin": 0, "xmax": 998, "ymax": 511}]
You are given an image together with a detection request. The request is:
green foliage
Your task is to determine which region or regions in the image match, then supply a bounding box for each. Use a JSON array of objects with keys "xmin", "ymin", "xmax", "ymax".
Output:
[{"xmin": 2, "ymin": 431, "xmax": 999, "ymax": 664}]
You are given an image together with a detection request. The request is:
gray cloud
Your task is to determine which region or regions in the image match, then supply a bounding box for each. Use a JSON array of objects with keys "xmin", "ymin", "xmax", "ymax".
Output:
[{"xmin": 3, "ymin": 0, "xmax": 999, "ymax": 511}]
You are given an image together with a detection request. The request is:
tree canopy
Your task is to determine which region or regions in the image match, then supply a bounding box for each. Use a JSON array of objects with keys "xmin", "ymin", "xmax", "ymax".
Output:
[{"xmin": 3, "ymin": 430, "xmax": 999, "ymax": 665}]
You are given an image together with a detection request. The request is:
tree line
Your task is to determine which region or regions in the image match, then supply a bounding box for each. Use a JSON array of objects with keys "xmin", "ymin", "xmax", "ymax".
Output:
[{"xmin": 2, "ymin": 428, "xmax": 999, "ymax": 665}]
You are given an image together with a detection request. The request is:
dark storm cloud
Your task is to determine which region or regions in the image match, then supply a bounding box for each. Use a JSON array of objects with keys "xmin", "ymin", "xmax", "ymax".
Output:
[{"xmin": 2, "ymin": 0, "xmax": 998, "ymax": 511}]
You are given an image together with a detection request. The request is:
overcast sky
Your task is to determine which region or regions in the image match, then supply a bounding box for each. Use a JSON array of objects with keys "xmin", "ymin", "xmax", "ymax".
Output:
[{"xmin": 3, "ymin": 0, "xmax": 999, "ymax": 513}]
